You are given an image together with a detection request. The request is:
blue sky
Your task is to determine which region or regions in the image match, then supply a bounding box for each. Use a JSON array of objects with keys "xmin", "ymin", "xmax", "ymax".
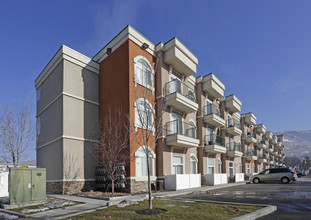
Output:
[{"xmin": 0, "ymin": 0, "xmax": 310, "ymax": 144}]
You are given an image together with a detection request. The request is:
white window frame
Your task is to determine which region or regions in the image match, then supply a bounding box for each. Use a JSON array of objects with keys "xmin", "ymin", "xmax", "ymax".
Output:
[
  {"xmin": 190, "ymin": 154, "xmax": 198, "ymax": 174},
  {"xmin": 208, "ymin": 158, "xmax": 215, "ymax": 174},
  {"xmin": 133, "ymin": 56, "xmax": 154, "ymax": 92},
  {"xmin": 135, "ymin": 146, "xmax": 156, "ymax": 178},
  {"xmin": 218, "ymin": 158, "xmax": 222, "ymax": 173},
  {"xmin": 134, "ymin": 98, "xmax": 155, "ymax": 131},
  {"xmin": 172, "ymin": 155, "xmax": 184, "ymax": 174}
]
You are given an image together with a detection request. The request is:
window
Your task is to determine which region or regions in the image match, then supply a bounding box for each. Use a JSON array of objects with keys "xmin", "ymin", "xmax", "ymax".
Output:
[
  {"xmin": 172, "ymin": 156, "xmax": 183, "ymax": 174},
  {"xmin": 208, "ymin": 159, "xmax": 215, "ymax": 174},
  {"xmin": 218, "ymin": 158, "xmax": 222, "ymax": 173},
  {"xmin": 135, "ymin": 99, "xmax": 154, "ymax": 129},
  {"xmin": 36, "ymin": 117, "xmax": 40, "ymax": 135},
  {"xmin": 187, "ymin": 121, "xmax": 196, "ymax": 138},
  {"xmin": 135, "ymin": 147, "xmax": 155, "ymax": 177},
  {"xmin": 229, "ymin": 162, "xmax": 234, "ymax": 178},
  {"xmin": 247, "ymin": 164, "xmax": 250, "ymax": 174},
  {"xmin": 190, "ymin": 155, "xmax": 198, "ymax": 174},
  {"xmin": 36, "ymin": 88, "xmax": 40, "ymax": 101},
  {"xmin": 171, "ymin": 113, "xmax": 183, "ymax": 134},
  {"xmin": 228, "ymin": 114, "xmax": 232, "ymax": 127},
  {"xmin": 135, "ymin": 58, "xmax": 153, "ymax": 88},
  {"xmin": 239, "ymin": 162, "xmax": 242, "ymax": 173},
  {"xmin": 252, "ymin": 164, "xmax": 255, "ymax": 173}
]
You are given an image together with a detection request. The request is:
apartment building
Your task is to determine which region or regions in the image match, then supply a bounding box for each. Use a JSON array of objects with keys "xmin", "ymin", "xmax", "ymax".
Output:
[{"xmin": 35, "ymin": 25, "xmax": 285, "ymax": 194}]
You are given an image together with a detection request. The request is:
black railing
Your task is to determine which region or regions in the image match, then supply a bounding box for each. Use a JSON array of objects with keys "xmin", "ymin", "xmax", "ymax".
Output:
[
  {"xmin": 163, "ymin": 78, "xmax": 197, "ymax": 102},
  {"xmin": 204, "ymin": 134, "xmax": 225, "ymax": 147}
]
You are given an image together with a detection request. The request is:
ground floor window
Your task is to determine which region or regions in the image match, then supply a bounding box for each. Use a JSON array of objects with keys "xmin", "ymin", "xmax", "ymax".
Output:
[
  {"xmin": 208, "ymin": 159, "xmax": 215, "ymax": 174},
  {"xmin": 252, "ymin": 164, "xmax": 255, "ymax": 173},
  {"xmin": 172, "ymin": 156, "xmax": 183, "ymax": 174},
  {"xmin": 135, "ymin": 147, "xmax": 154, "ymax": 177},
  {"xmin": 218, "ymin": 158, "xmax": 222, "ymax": 173},
  {"xmin": 239, "ymin": 162, "xmax": 242, "ymax": 173},
  {"xmin": 247, "ymin": 164, "xmax": 250, "ymax": 174},
  {"xmin": 190, "ymin": 155, "xmax": 198, "ymax": 174},
  {"xmin": 229, "ymin": 162, "xmax": 234, "ymax": 177}
]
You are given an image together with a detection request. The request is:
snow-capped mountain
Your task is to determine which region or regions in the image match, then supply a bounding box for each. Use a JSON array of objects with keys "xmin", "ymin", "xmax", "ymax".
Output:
[{"xmin": 274, "ymin": 130, "xmax": 311, "ymax": 159}]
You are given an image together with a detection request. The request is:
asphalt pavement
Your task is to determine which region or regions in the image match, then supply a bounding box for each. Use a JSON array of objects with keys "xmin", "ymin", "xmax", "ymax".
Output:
[{"xmin": 171, "ymin": 176, "xmax": 311, "ymax": 220}]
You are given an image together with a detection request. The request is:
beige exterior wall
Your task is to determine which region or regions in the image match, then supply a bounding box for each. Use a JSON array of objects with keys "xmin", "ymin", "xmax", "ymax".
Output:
[{"xmin": 36, "ymin": 47, "xmax": 99, "ymax": 186}]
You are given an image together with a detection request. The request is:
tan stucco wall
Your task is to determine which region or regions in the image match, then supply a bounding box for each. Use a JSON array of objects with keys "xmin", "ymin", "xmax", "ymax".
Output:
[{"xmin": 37, "ymin": 139, "xmax": 63, "ymax": 180}]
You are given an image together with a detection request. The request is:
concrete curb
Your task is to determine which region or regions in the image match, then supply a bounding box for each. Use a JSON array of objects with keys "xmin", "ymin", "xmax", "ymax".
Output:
[
  {"xmin": 161, "ymin": 198, "xmax": 277, "ymax": 220},
  {"xmin": 56, "ymin": 206, "xmax": 108, "ymax": 219},
  {"xmin": 230, "ymin": 205, "xmax": 277, "ymax": 220}
]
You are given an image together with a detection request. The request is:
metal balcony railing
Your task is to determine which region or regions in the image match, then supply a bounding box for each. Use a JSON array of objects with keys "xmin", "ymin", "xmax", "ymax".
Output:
[
  {"xmin": 246, "ymin": 149, "xmax": 257, "ymax": 157},
  {"xmin": 247, "ymin": 132, "xmax": 257, "ymax": 139},
  {"xmin": 227, "ymin": 142, "xmax": 242, "ymax": 152},
  {"xmin": 227, "ymin": 118, "xmax": 241, "ymax": 129},
  {"xmin": 269, "ymin": 144, "xmax": 273, "ymax": 149},
  {"xmin": 203, "ymin": 104, "xmax": 224, "ymax": 119},
  {"xmin": 165, "ymin": 120, "xmax": 197, "ymax": 138},
  {"xmin": 204, "ymin": 134, "xmax": 225, "ymax": 147},
  {"xmin": 163, "ymin": 78, "xmax": 197, "ymax": 103}
]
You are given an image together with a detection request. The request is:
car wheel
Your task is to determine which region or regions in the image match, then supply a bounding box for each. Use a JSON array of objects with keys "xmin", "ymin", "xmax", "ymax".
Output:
[
  {"xmin": 281, "ymin": 177, "xmax": 289, "ymax": 184},
  {"xmin": 297, "ymin": 174, "xmax": 302, "ymax": 178},
  {"xmin": 253, "ymin": 178, "xmax": 260, "ymax": 184}
]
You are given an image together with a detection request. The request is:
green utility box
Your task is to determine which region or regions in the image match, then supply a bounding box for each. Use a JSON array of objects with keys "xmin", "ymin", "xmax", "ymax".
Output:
[{"xmin": 9, "ymin": 168, "xmax": 46, "ymax": 205}]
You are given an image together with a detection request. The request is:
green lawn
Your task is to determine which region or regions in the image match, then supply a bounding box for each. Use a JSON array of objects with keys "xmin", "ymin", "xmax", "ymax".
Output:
[{"xmin": 69, "ymin": 199, "xmax": 260, "ymax": 220}]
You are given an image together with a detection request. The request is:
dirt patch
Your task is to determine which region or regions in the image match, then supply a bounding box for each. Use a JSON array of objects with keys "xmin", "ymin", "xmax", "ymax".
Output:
[{"xmin": 135, "ymin": 208, "xmax": 167, "ymax": 215}]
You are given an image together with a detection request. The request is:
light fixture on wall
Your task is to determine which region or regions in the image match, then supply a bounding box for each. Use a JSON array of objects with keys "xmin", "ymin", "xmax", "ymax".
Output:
[
  {"xmin": 107, "ymin": 48, "xmax": 112, "ymax": 55},
  {"xmin": 142, "ymin": 43, "xmax": 149, "ymax": 50}
]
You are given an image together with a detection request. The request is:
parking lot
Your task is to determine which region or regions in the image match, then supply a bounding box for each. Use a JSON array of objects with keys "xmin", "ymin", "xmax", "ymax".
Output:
[{"xmin": 171, "ymin": 176, "xmax": 311, "ymax": 220}]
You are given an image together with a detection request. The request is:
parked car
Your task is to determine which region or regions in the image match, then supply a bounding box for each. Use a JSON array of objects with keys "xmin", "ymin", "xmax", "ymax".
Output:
[
  {"xmin": 295, "ymin": 170, "xmax": 306, "ymax": 178},
  {"xmin": 251, "ymin": 167, "xmax": 297, "ymax": 184}
]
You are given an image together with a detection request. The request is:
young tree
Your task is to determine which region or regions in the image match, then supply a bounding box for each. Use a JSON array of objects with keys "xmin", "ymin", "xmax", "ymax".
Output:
[
  {"xmin": 130, "ymin": 83, "xmax": 166, "ymax": 210},
  {"xmin": 94, "ymin": 105, "xmax": 130, "ymax": 196},
  {"xmin": 0, "ymin": 98, "xmax": 35, "ymax": 167}
]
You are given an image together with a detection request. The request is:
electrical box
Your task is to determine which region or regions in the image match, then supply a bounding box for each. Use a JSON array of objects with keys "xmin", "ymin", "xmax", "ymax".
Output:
[{"xmin": 9, "ymin": 168, "xmax": 46, "ymax": 205}]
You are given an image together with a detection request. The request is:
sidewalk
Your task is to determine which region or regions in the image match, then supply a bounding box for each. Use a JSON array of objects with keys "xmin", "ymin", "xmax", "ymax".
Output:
[{"xmin": 21, "ymin": 181, "xmax": 247, "ymax": 219}]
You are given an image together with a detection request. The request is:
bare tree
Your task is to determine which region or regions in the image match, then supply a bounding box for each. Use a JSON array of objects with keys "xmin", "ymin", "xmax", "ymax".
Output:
[
  {"xmin": 130, "ymin": 81, "xmax": 166, "ymax": 210},
  {"xmin": 93, "ymin": 105, "xmax": 130, "ymax": 196},
  {"xmin": 0, "ymin": 98, "xmax": 35, "ymax": 167}
]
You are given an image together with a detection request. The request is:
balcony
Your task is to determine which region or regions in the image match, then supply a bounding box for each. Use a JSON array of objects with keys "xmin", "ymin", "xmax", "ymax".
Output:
[
  {"xmin": 164, "ymin": 79, "xmax": 198, "ymax": 113},
  {"xmin": 226, "ymin": 118, "xmax": 242, "ymax": 136},
  {"xmin": 246, "ymin": 133, "xmax": 257, "ymax": 144},
  {"xmin": 204, "ymin": 134, "xmax": 226, "ymax": 154},
  {"xmin": 256, "ymin": 124, "xmax": 266, "ymax": 134},
  {"xmin": 272, "ymin": 135, "xmax": 278, "ymax": 144},
  {"xmin": 244, "ymin": 113, "xmax": 257, "ymax": 125},
  {"xmin": 269, "ymin": 158, "xmax": 274, "ymax": 165},
  {"xmin": 225, "ymin": 95, "xmax": 242, "ymax": 113},
  {"xmin": 265, "ymin": 132, "xmax": 273, "ymax": 140},
  {"xmin": 202, "ymin": 73, "xmax": 225, "ymax": 99},
  {"xmin": 203, "ymin": 104, "xmax": 226, "ymax": 127},
  {"xmin": 227, "ymin": 142, "xmax": 243, "ymax": 157},
  {"xmin": 273, "ymin": 149, "xmax": 278, "ymax": 156},
  {"xmin": 165, "ymin": 120, "xmax": 199, "ymax": 148},
  {"xmin": 276, "ymin": 142, "xmax": 282, "ymax": 148},
  {"xmin": 277, "ymin": 135, "xmax": 284, "ymax": 142},
  {"xmin": 246, "ymin": 149, "xmax": 258, "ymax": 161},
  {"xmin": 163, "ymin": 38, "xmax": 198, "ymax": 76},
  {"xmin": 257, "ymin": 140, "xmax": 267, "ymax": 149},
  {"xmin": 257, "ymin": 155, "xmax": 267, "ymax": 163}
]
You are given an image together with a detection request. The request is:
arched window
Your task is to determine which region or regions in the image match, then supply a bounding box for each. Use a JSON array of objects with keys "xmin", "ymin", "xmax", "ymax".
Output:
[
  {"xmin": 190, "ymin": 154, "xmax": 198, "ymax": 174},
  {"xmin": 135, "ymin": 146, "xmax": 155, "ymax": 177},
  {"xmin": 218, "ymin": 158, "xmax": 222, "ymax": 173},
  {"xmin": 187, "ymin": 121, "xmax": 196, "ymax": 138},
  {"xmin": 135, "ymin": 99, "xmax": 154, "ymax": 129},
  {"xmin": 134, "ymin": 57, "xmax": 153, "ymax": 88}
]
